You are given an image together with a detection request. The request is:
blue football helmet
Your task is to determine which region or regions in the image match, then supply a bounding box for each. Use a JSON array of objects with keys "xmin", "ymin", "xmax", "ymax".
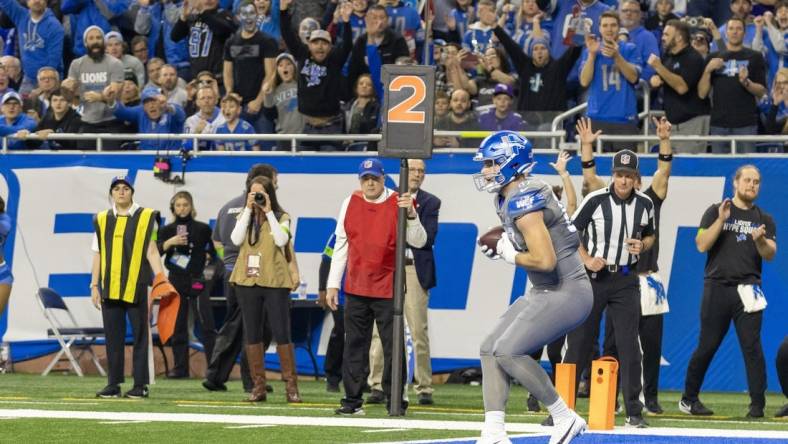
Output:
[{"xmin": 472, "ymin": 131, "xmax": 535, "ymax": 193}]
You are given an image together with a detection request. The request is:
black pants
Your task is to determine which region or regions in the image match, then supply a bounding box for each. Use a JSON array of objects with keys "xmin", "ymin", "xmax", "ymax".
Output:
[
  {"xmin": 324, "ymin": 306, "xmax": 345, "ymax": 385},
  {"xmin": 683, "ymin": 281, "xmax": 766, "ymax": 408},
  {"xmin": 236, "ymin": 285, "xmax": 291, "ymax": 345},
  {"xmin": 342, "ymin": 294, "xmax": 406, "ymax": 409},
  {"xmin": 778, "ymin": 336, "xmax": 788, "ymax": 397},
  {"xmin": 564, "ymin": 270, "xmax": 643, "ymax": 416},
  {"xmin": 101, "ymin": 294, "xmax": 148, "ymax": 387},
  {"xmin": 205, "ymin": 274, "xmax": 256, "ymax": 390},
  {"xmin": 604, "ymin": 312, "xmax": 664, "ymax": 403},
  {"xmin": 168, "ymin": 273, "xmax": 217, "ymax": 376},
  {"xmin": 80, "ymin": 119, "xmax": 129, "ymax": 150}
]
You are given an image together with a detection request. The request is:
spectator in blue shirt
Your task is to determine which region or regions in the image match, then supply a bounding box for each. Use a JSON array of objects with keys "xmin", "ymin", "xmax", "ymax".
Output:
[
  {"xmin": 134, "ymin": 0, "xmax": 191, "ymax": 80},
  {"xmin": 580, "ymin": 11, "xmax": 642, "ymax": 152},
  {"xmin": 752, "ymin": 4, "xmax": 788, "ymax": 89},
  {"xmin": 549, "ymin": 0, "xmax": 611, "ymax": 59},
  {"xmin": 620, "ymin": 0, "xmax": 660, "ymax": 81},
  {"xmin": 0, "ymin": 0, "xmax": 64, "ymax": 93},
  {"xmin": 0, "ymin": 91, "xmax": 37, "ymax": 149},
  {"xmin": 447, "ymin": 0, "xmax": 473, "ymax": 44},
  {"xmin": 718, "ymin": 0, "xmax": 759, "ymax": 48},
  {"xmin": 504, "ymin": 0, "xmax": 554, "ymax": 49},
  {"xmin": 478, "ymin": 83, "xmax": 527, "ymax": 131},
  {"xmin": 462, "ymin": 0, "xmax": 497, "ymax": 54},
  {"xmin": 215, "ymin": 92, "xmax": 260, "ymax": 151},
  {"xmin": 107, "ymin": 85, "xmax": 186, "ymax": 151},
  {"xmin": 61, "ymin": 0, "xmax": 130, "ymax": 57},
  {"xmin": 381, "ymin": 0, "xmax": 424, "ymax": 60}
]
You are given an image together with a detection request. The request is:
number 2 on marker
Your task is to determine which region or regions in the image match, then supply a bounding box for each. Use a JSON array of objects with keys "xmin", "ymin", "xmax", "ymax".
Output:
[{"xmin": 388, "ymin": 75, "xmax": 426, "ymax": 124}]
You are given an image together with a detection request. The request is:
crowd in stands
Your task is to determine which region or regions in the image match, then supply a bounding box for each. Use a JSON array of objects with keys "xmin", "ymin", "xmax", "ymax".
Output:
[{"xmin": 0, "ymin": 0, "xmax": 786, "ymax": 152}]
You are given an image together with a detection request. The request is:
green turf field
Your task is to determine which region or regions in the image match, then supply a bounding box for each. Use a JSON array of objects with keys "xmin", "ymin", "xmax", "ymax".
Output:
[{"xmin": 0, "ymin": 374, "xmax": 786, "ymax": 443}]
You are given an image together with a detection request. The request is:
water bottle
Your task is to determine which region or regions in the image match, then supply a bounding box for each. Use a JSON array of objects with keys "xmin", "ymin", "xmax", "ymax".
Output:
[{"xmin": 298, "ymin": 281, "xmax": 307, "ymax": 300}]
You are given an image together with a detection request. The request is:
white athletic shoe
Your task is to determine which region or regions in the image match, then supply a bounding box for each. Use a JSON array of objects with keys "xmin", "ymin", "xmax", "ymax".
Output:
[
  {"xmin": 476, "ymin": 430, "xmax": 512, "ymax": 444},
  {"xmin": 548, "ymin": 410, "xmax": 587, "ymax": 444}
]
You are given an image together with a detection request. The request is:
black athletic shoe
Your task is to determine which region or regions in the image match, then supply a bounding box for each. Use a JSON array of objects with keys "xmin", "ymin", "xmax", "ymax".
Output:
[
  {"xmin": 366, "ymin": 389, "xmax": 385, "ymax": 404},
  {"xmin": 335, "ymin": 405, "xmax": 364, "ymax": 415},
  {"xmin": 166, "ymin": 371, "xmax": 188, "ymax": 379},
  {"xmin": 96, "ymin": 385, "xmax": 121, "ymax": 398},
  {"xmin": 679, "ymin": 398, "xmax": 714, "ymax": 416},
  {"xmin": 541, "ymin": 415, "xmax": 554, "ymax": 426},
  {"xmin": 418, "ymin": 393, "xmax": 434, "ymax": 405},
  {"xmin": 326, "ymin": 381, "xmax": 341, "ymax": 393},
  {"xmin": 625, "ymin": 415, "xmax": 649, "ymax": 428},
  {"xmin": 202, "ymin": 379, "xmax": 227, "ymax": 392},
  {"xmin": 265, "ymin": 384, "xmax": 273, "ymax": 393},
  {"xmin": 577, "ymin": 380, "xmax": 590, "ymax": 398},
  {"xmin": 747, "ymin": 405, "xmax": 764, "ymax": 418},
  {"xmin": 124, "ymin": 385, "xmax": 149, "ymax": 399},
  {"xmin": 645, "ymin": 400, "xmax": 664, "ymax": 415},
  {"xmin": 775, "ymin": 404, "xmax": 788, "ymax": 418},
  {"xmin": 526, "ymin": 394, "xmax": 540, "ymax": 412}
]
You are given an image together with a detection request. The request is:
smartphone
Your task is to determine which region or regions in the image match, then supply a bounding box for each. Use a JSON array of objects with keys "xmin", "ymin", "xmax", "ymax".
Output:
[
  {"xmin": 177, "ymin": 224, "xmax": 187, "ymax": 237},
  {"xmin": 461, "ymin": 52, "xmax": 479, "ymax": 71}
]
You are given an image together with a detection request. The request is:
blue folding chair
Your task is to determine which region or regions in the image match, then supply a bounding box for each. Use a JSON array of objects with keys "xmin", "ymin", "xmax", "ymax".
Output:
[{"xmin": 35, "ymin": 287, "xmax": 106, "ymax": 377}]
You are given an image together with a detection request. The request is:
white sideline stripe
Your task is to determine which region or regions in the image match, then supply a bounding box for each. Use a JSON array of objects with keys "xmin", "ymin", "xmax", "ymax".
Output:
[
  {"xmin": 98, "ymin": 420, "xmax": 151, "ymax": 425},
  {"xmin": 362, "ymin": 428, "xmax": 411, "ymax": 433},
  {"xmin": 1, "ymin": 409, "xmax": 788, "ymax": 440},
  {"xmin": 224, "ymin": 425, "xmax": 276, "ymax": 429}
]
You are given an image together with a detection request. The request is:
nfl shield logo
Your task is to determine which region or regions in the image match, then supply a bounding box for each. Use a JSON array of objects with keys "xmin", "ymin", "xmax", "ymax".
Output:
[
  {"xmin": 621, "ymin": 154, "xmax": 631, "ymax": 165},
  {"xmin": 363, "ymin": 160, "xmax": 373, "ymax": 168}
]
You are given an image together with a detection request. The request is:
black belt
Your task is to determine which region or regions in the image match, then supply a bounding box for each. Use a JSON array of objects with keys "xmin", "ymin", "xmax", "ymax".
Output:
[{"xmin": 590, "ymin": 263, "xmax": 636, "ymax": 279}]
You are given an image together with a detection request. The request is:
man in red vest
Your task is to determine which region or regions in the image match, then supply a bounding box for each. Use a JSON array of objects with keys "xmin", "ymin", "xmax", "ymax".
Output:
[{"xmin": 327, "ymin": 158, "xmax": 427, "ymax": 416}]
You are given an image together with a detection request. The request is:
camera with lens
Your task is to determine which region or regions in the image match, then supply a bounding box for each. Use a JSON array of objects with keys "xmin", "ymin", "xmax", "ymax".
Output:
[
  {"xmin": 683, "ymin": 16, "xmax": 706, "ymax": 29},
  {"xmin": 254, "ymin": 192, "xmax": 266, "ymax": 206}
]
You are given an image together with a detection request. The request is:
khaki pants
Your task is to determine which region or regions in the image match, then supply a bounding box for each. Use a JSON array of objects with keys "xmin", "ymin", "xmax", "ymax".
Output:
[{"xmin": 369, "ymin": 265, "xmax": 433, "ymax": 394}]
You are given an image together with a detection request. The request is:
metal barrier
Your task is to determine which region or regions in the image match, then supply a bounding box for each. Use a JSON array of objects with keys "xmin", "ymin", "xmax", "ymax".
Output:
[{"xmin": 596, "ymin": 134, "xmax": 788, "ymax": 154}]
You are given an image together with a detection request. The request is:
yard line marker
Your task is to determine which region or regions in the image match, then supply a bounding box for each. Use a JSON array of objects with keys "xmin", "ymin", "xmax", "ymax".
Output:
[
  {"xmin": 98, "ymin": 420, "xmax": 151, "ymax": 425},
  {"xmin": 363, "ymin": 428, "xmax": 411, "ymax": 433}
]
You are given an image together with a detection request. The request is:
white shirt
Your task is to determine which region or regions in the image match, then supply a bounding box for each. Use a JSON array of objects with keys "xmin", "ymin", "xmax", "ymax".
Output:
[
  {"xmin": 230, "ymin": 207, "xmax": 290, "ymax": 248},
  {"xmin": 327, "ymin": 189, "xmax": 427, "ymax": 289}
]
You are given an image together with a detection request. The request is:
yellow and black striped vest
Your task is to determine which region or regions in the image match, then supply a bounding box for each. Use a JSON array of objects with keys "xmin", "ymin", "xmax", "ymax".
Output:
[{"xmin": 94, "ymin": 208, "xmax": 159, "ymax": 303}]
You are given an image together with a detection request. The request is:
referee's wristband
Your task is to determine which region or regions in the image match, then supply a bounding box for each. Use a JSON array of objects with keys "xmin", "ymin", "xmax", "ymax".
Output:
[
  {"xmin": 658, "ymin": 153, "xmax": 673, "ymax": 162},
  {"xmin": 581, "ymin": 159, "xmax": 596, "ymax": 169}
]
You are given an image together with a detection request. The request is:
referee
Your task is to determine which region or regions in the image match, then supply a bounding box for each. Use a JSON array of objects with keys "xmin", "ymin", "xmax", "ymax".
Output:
[{"xmin": 565, "ymin": 149, "xmax": 656, "ymax": 428}]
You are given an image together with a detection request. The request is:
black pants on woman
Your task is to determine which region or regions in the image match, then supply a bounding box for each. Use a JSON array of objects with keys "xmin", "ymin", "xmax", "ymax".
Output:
[
  {"xmin": 236, "ymin": 285, "xmax": 291, "ymax": 345},
  {"xmin": 102, "ymin": 292, "xmax": 148, "ymax": 387},
  {"xmin": 168, "ymin": 273, "xmax": 217, "ymax": 377},
  {"xmin": 683, "ymin": 281, "xmax": 766, "ymax": 409}
]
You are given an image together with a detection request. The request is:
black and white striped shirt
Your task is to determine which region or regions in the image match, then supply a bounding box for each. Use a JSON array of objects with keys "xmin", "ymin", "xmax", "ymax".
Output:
[{"xmin": 572, "ymin": 187, "xmax": 655, "ymax": 267}]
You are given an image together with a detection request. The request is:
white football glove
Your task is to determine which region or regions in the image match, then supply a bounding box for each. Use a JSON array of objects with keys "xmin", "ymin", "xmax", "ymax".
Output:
[
  {"xmin": 496, "ymin": 235, "xmax": 518, "ymax": 265},
  {"xmin": 478, "ymin": 240, "xmax": 501, "ymax": 260}
]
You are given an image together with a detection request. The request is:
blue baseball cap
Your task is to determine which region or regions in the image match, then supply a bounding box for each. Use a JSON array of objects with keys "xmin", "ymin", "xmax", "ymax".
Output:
[
  {"xmin": 110, "ymin": 175, "xmax": 134, "ymax": 193},
  {"xmin": 358, "ymin": 158, "xmax": 384, "ymax": 178},
  {"xmin": 141, "ymin": 86, "xmax": 161, "ymax": 102}
]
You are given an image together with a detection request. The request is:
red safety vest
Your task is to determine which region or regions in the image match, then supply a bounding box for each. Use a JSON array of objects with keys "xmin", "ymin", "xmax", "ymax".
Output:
[{"xmin": 343, "ymin": 190, "xmax": 399, "ymax": 298}]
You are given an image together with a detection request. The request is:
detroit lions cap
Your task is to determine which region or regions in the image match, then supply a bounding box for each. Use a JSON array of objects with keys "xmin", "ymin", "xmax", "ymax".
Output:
[
  {"xmin": 309, "ymin": 30, "xmax": 332, "ymax": 43},
  {"xmin": 612, "ymin": 149, "xmax": 639, "ymax": 174},
  {"xmin": 110, "ymin": 175, "xmax": 135, "ymax": 193},
  {"xmin": 358, "ymin": 158, "xmax": 384, "ymax": 178}
]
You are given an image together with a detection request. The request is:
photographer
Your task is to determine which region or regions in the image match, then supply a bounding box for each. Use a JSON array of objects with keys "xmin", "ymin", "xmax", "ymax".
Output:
[
  {"xmin": 157, "ymin": 191, "xmax": 217, "ymax": 379},
  {"xmin": 229, "ymin": 175, "xmax": 301, "ymax": 404}
]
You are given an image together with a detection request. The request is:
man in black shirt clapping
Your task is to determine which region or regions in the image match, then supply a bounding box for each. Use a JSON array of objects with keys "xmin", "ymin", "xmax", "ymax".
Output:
[
  {"xmin": 681, "ymin": 165, "xmax": 777, "ymax": 418},
  {"xmin": 698, "ymin": 17, "xmax": 767, "ymax": 154},
  {"xmin": 281, "ymin": 0, "xmax": 353, "ymax": 151}
]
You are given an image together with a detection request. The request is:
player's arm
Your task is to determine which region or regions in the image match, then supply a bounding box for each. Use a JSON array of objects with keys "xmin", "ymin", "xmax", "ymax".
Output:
[
  {"xmin": 650, "ymin": 116, "xmax": 673, "ymax": 200},
  {"xmin": 696, "ymin": 201, "xmax": 729, "ymax": 253},
  {"xmin": 511, "ymin": 211, "xmax": 557, "ymax": 272}
]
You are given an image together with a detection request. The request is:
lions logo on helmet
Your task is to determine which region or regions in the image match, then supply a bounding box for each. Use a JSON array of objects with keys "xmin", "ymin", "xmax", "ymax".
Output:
[{"xmin": 472, "ymin": 131, "xmax": 535, "ymax": 193}]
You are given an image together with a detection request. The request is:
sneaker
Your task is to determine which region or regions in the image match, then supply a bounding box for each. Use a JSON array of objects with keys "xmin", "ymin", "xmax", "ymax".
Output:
[
  {"xmin": 335, "ymin": 405, "xmax": 364, "ymax": 415},
  {"xmin": 541, "ymin": 415, "xmax": 554, "ymax": 427},
  {"xmin": 166, "ymin": 371, "xmax": 188, "ymax": 379},
  {"xmin": 625, "ymin": 415, "xmax": 649, "ymax": 428},
  {"xmin": 326, "ymin": 381, "xmax": 341, "ymax": 393},
  {"xmin": 418, "ymin": 393, "xmax": 434, "ymax": 405},
  {"xmin": 615, "ymin": 400, "xmax": 623, "ymax": 415},
  {"xmin": 679, "ymin": 398, "xmax": 714, "ymax": 416},
  {"xmin": 747, "ymin": 405, "xmax": 764, "ymax": 418},
  {"xmin": 775, "ymin": 404, "xmax": 788, "ymax": 418},
  {"xmin": 476, "ymin": 430, "xmax": 512, "ymax": 444},
  {"xmin": 124, "ymin": 385, "xmax": 149, "ymax": 399},
  {"xmin": 645, "ymin": 400, "xmax": 664, "ymax": 415},
  {"xmin": 202, "ymin": 379, "xmax": 227, "ymax": 392},
  {"xmin": 96, "ymin": 385, "xmax": 121, "ymax": 398},
  {"xmin": 265, "ymin": 384, "xmax": 273, "ymax": 393},
  {"xmin": 526, "ymin": 394, "xmax": 540, "ymax": 412},
  {"xmin": 366, "ymin": 389, "xmax": 385, "ymax": 404},
  {"xmin": 549, "ymin": 410, "xmax": 587, "ymax": 444}
]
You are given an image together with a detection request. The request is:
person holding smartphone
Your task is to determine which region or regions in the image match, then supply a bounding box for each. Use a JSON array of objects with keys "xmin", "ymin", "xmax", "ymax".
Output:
[{"xmin": 158, "ymin": 191, "xmax": 218, "ymax": 379}]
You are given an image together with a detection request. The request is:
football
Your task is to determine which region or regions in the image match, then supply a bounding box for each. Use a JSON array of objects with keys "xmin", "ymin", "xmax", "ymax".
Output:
[{"xmin": 478, "ymin": 225, "xmax": 505, "ymax": 252}]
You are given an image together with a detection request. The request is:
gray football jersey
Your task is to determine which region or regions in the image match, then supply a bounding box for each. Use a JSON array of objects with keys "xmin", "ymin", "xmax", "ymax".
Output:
[{"xmin": 495, "ymin": 177, "xmax": 585, "ymax": 287}]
